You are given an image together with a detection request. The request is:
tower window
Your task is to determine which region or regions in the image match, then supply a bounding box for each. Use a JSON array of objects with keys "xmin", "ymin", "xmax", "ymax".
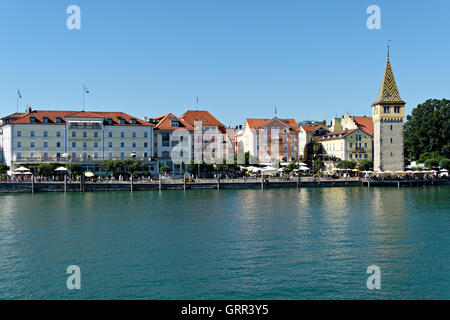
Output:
[
  {"xmin": 390, "ymin": 125, "xmax": 393, "ymax": 130},
  {"xmin": 394, "ymin": 106, "xmax": 401, "ymax": 113},
  {"xmin": 384, "ymin": 106, "xmax": 390, "ymax": 113},
  {"xmin": 391, "ymin": 138, "xmax": 393, "ymax": 143}
]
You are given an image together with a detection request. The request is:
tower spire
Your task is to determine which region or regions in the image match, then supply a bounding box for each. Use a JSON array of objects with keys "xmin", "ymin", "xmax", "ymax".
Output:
[
  {"xmin": 387, "ymin": 40, "xmax": 391, "ymax": 58},
  {"xmin": 372, "ymin": 45, "xmax": 404, "ymax": 106}
]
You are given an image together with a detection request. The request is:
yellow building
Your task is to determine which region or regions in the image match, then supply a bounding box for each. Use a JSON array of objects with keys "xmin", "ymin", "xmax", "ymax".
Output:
[{"xmin": 317, "ymin": 128, "xmax": 373, "ymax": 162}]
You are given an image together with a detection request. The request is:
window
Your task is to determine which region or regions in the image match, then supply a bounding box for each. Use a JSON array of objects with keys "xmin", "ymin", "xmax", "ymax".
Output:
[
  {"xmin": 94, "ymin": 132, "xmax": 98, "ymax": 138},
  {"xmin": 83, "ymin": 131, "xmax": 87, "ymax": 138},
  {"xmin": 144, "ymin": 143, "xmax": 148, "ymax": 148},
  {"xmin": 43, "ymin": 152, "xmax": 48, "ymax": 159},
  {"xmin": 30, "ymin": 131, "xmax": 35, "ymax": 137},
  {"xmin": 349, "ymin": 154, "xmax": 353, "ymax": 159},
  {"xmin": 291, "ymin": 135, "xmax": 295, "ymax": 142},
  {"xmin": 17, "ymin": 141, "xmax": 21, "ymax": 148},
  {"xmin": 30, "ymin": 141, "xmax": 35, "ymax": 148},
  {"xmin": 120, "ymin": 152, "xmax": 125, "ymax": 159},
  {"xmin": 291, "ymin": 145, "xmax": 295, "ymax": 151},
  {"xmin": 56, "ymin": 117, "xmax": 62, "ymax": 124},
  {"xmin": 43, "ymin": 117, "xmax": 49, "ymax": 124},
  {"xmin": 109, "ymin": 132, "xmax": 113, "ymax": 138},
  {"xmin": 121, "ymin": 132, "xmax": 125, "ymax": 138},
  {"xmin": 391, "ymin": 138, "xmax": 393, "ymax": 143},
  {"xmin": 121, "ymin": 142, "xmax": 125, "ymax": 148},
  {"xmin": 72, "ymin": 142, "xmax": 76, "ymax": 149},
  {"xmin": 83, "ymin": 142, "xmax": 88, "ymax": 149},
  {"xmin": 56, "ymin": 142, "xmax": 61, "ymax": 148},
  {"xmin": 107, "ymin": 118, "xmax": 113, "ymax": 125},
  {"xmin": 284, "ymin": 136, "xmax": 288, "ymax": 142},
  {"xmin": 144, "ymin": 132, "xmax": 148, "ymax": 138},
  {"xmin": 284, "ymin": 144, "xmax": 288, "ymax": 151},
  {"xmin": 394, "ymin": 106, "xmax": 401, "ymax": 113},
  {"xmin": 109, "ymin": 152, "xmax": 113, "ymax": 159},
  {"xmin": 390, "ymin": 125, "xmax": 393, "ymax": 130},
  {"xmin": 284, "ymin": 128, "xmax": 288, "ymax": 133},
  {"xmin": 17, "ymin": 152, "xmax": 22, "ymax": 160},
  {"xmin": 83, "ymin": 152, "xmax": 88, "ymax": 159},
  {"xmin": 132, "ymin": 132, "xmax": 136, "ymax": 138},
  {"xmin": 44, "ymin": 131, "xmax": 48, "ymax": 138},
  {"xmin": 384, "ymin": 106, "xmax": 390, "ymax": 113},
  {"xmin": 132, "ymin": 119, "xmax": 137, "ymax": 125},
  {"xmin": 72, "ymin": 152, "xmax": 77, "ymax": 158},
  {"xmin": 94, "ymin": 142, "xmax": 98, "ymax": 149},
  {"xmin": 30, "ymin": 117, "xmax": 36, "ymax": 123},
  {"xmin": 120, "ymin": 119, "xmax": 125, "ymax": 125},
  {"xmin": 108, "ymin": 142, "xmax": 113, "ymax": 148},
  {"xmin": 364, "ymin": 143, "xmax": 368, "ymax": 148},
  {"xmin": 132, "ymin": 142, "xmax": 136, "ymax": 148},
  {"xmin": 72, "ymin": 132, "xmax": 76, "ymax": 138},
  {"xmin": 349, "ymin": 143, "xmax": 353, "ymax": 148},
  {"xmin": 43, "ymin": 141, "xmax": 48, "ymax": 149},
  {"xmin": 391, "ymin": 152, "xmax": 393, "ymax": 157},
  {"xmin": 364, "ymin": 154, "xmax": 368, "ymax": 159},
  {"xmin": 57, "ymin": 131, "xmax": 61, "ymax": 137},
  {"xmin": 17, "ymin": 131, "xmax": 22, "ymax": 137}
]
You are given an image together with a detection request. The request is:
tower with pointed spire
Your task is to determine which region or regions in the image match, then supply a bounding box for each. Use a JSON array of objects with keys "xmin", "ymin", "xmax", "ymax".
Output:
[{"xmin": 372, "ymin": 47, "xmax": 405, "ymax": 172}]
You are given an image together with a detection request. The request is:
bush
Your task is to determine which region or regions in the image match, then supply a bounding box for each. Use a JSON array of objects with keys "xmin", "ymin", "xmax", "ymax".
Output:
[
  {"xmin": 37, "ymin": 163, "xmax": 59, "ymax": 176},
  {"xmin": 439, "ymin": 158, "xmax": 450, "ymax": 169},
  {"xmin": 424, "ymin": 159, "xmax": 439, "ymax": 169},
  {"xmin": 418, "ymin": 152, "xmax": 443, "ymax": 163}
]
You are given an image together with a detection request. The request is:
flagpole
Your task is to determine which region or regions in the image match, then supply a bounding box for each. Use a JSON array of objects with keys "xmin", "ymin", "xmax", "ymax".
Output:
[
  {"xmin": 16, "ymin": 91, "xmax": 19, "ymax": 113},
  {"xmin": 82, "ymin": 87, "xmax": 85, "ymax": 112}
]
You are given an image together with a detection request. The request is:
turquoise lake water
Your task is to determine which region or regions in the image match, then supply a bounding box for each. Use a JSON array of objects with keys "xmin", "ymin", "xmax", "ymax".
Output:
[{"xmin": 0, "ymin": 186, "xmax": 449, "ymax": 299}]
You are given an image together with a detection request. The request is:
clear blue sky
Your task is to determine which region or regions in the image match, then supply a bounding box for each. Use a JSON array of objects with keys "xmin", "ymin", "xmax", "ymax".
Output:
[{"xmin": 1, "ymin": 0, "xmax": 449, "ymax": 126}]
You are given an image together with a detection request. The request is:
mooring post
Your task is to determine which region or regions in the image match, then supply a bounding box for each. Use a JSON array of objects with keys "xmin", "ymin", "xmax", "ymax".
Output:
[
  {"xmin": 159, "ymin": 174, "xmax": 162, "ymax": 191},
  {"xmin": 130, "ymin": 174, "xmax": 134, "ymax": 192},
  {"xmin": 183, "ymin": 174, "xmax": 186, "ymax": 190},
  {"xmin": 217, "ymin": 176, "xmax": 220, "ymax": 190},
  {"xmin": 31, "ymin": 173, "xmax": 34, "ymax": 193},
  {"xmin": 64, "ymin": 174, "xmax": 67, "ymax": 193},
  {"xmin": 261, "ymin": 173, "xmax": 264, "ymax": 190},
  {"xmin": 397, "ymin": 181, "xmax": 400, "ymax": 188}
]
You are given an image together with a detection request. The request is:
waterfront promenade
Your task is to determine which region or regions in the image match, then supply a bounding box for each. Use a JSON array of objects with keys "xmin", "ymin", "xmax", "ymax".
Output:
[{"xmin": 0, "ymin": 176, "xmax": 448, "ymax": 193}]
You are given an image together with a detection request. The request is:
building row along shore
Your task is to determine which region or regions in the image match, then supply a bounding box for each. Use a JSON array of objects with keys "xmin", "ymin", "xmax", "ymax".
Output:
[{"xmin": 0, "ymin": 54, "xmax": 405, "ymax": 175}]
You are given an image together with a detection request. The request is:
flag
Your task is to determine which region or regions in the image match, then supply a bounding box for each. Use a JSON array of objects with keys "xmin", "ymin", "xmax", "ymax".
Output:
[
  {"xmin": 196, "ymin": 95, "xmax": 199, "ymax": 105},
  {"xmin": 17, "ymin": 89, "xmax": 22, "ymax": 99},
  {"xmin": 83, "ymin": 85, "xmax": 90, "ymax": 94}
]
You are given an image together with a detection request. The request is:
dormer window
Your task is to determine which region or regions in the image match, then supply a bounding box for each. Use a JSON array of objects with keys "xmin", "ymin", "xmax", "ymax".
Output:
[
  {"xmin": 43, "ymin": 117, "xmax": 49, "ymax": 124},
  {"xmin": 120, "ymin": 119, "xmax": 125, "ymax": 125},
  {"xmin": 30, "ymin": 117, "xmax": 36, "ymax": 123},
  {"xmin": 204, "ymin": 118, "xmax": 208, "ymax": 122},
  {"xmin": 56, "ymin": 117, "xmax": 62, "ymax": 124},
  {"xmin": 131, "ymin": 119, "xmax": 137, "ymax": 125},
  {"xmin": 171, "ymin": 120, "xmax": 180, "ymax": 127},
  {"xmin": 107, "ymin": 118, "xmax": 113, "ymax": 125}
]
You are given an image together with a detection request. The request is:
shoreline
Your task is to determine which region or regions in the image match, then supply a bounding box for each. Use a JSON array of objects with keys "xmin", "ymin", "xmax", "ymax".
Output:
[{"xmin": 0, "ymin": 179, "xmax": 448, "ymax": 193}]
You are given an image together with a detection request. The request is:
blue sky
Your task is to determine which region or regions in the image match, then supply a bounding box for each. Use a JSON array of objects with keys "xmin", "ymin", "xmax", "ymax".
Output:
[{"xmin": 1, "ymin": 0, "xmax": 449, "ymax": 126}]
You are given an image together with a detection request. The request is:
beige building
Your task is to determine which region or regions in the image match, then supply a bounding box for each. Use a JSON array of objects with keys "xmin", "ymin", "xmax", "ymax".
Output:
[
  {"xmin": 317, "ymin": 128, "xmax": 373, "ymax": 163},
  {"xmin": 237, "ymin": 117, "xmax": 300, "ymax": 163},
  {"xmin": 0, "ymin": 109, "xmax": 157, "ymax": 174},
  {"xmin": 298, "ymin": 125, "xmax": 330, "ymax": 162}
]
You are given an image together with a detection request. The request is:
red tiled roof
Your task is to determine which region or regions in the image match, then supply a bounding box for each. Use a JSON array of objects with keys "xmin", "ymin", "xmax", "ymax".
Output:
[
  {"xmin": 302, "ymin": 125, "xmax": 320, "ymax": 133},
  {"xmin": 181, "ymin": 110, "xmax": 225, "ymax": 128},
  {"xmin": 151, "ymin": 113, "xmax": 194, "ymax": 131},
  {"xmin": 5, "ymin": 110, "xmax": 152, "ymax": 126},
  {"xmin": 353, "ymin": 116, "xmax": 374, "ymax": 136},
  {"xmin": 246, "ymin": 118, "xmax": 300, "ymax": 132}
]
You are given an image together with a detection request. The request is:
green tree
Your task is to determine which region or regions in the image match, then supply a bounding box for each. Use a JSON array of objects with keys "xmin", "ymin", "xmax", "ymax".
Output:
[
  {"xmin": 313, "ymin": 157, "xmax": 324, "ymax": 173},
  {"xmin": 439, "ymin": 159, "xmax": 450, "ymax": 170},
  {"xmin": 0, "ymin": 163, "xmax": 9, "ymax": 175},
  {"xmin": 404, "ymin": 99, "xmax": 450, "ymax": 160},
  {"xmin": 337, "ymin": 160, "xmax": 357, "ymax": 169},
  {"xmin": 357, "ymin": 160, "xmax": 373, "ymax": 171},
  {"xmin": 37, "ymin": 163, "xmax": 59, "ymax": 176},
  {"xmin": 424, "ymin": 159, "xmax": 439, "ymax": 169},
  {"xmin": 66, "ymin": 163, "xmax": 82, "ymax": 176},
  {"xmin": 159, "ymin": 165, "xmax": 171, "ymax": 174}
]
